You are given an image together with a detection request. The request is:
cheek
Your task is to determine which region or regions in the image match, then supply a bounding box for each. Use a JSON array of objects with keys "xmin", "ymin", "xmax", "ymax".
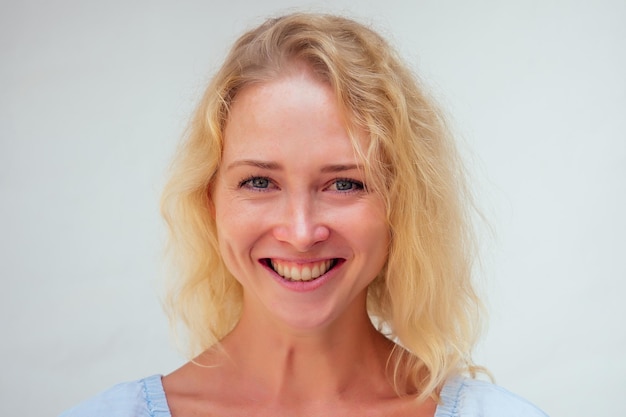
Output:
[
  {"xmin": 214, "ymin": 198, "xmax": 264, "ymax": 272},
  {"xmin": 366, "ymin": 225, "xmax": 390, "ymax": 267},
  {"xmin": 216, "ymin": 212, "xmax": 249, "ymax": 253},
  {"xmin": 213, "ymin": 200, "xmax": 243, "ymax": 267},
  {"xmin": 366, "ymin": 207, "xmax": 390, "ymax": 263},
  {"xmin": 347, "ymin": 205, "xmax": 390, "ymax": 266},
  {"xmin": 216, "ymin": 197, "xmax": 262, "ymax": 232},
  {"xmin": 215, "ymin": 218, "xmax": 250, "ymax": 284}
]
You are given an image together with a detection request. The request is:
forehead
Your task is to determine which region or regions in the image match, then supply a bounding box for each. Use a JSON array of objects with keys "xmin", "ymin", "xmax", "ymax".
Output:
[
  {"xmin": 222, "ymin": 69, "xmax": 369, "ymax": 162},
  {"xmin": 222, "ymin": 68, "xmax": 369, "ymax": 162}
]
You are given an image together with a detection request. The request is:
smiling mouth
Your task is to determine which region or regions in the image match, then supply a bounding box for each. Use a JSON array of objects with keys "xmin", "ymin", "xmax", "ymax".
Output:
[{"xmin": 265, "ymin": 258, "xmax": 339, "ymax": 282}]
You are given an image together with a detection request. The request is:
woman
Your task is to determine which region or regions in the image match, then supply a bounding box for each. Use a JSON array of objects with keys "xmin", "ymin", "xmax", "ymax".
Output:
[{"xmin": 61, "ymin": 13, "xmax": 547, "ymax": 417}]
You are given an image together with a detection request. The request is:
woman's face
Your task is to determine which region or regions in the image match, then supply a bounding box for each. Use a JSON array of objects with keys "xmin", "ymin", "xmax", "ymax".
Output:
[{"xmin": 212, "ymin": 66, "xmax": 389, "ymax": 331}]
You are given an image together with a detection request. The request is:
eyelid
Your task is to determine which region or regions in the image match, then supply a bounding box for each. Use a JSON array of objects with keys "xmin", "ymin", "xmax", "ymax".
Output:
[
  {"xmin": 238, "ymin": 175, "xmax": 275, "ymax": 191},
  {"xmin": 327, "ymin": 178, "xmax": 366, "ymax": 192},
  {"xmin": 237, "ymin": 175, "xmax": 366, "ymax": 193}
]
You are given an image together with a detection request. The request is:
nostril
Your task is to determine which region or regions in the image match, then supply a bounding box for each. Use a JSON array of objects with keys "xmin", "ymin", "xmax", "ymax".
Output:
[{"xmin": 313, "ymin": 224, "xmax": 331, "ymax": 242}]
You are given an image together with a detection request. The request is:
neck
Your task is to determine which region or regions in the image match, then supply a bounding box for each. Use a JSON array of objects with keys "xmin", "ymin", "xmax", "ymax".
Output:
[{"xmin": 213, "ymin": 294, "xmax": 396, "ymax": 405}]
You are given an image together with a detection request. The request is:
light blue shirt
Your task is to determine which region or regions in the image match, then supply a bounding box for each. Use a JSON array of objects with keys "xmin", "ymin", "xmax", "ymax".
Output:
[{"xmin": 60, "ymin": 374, "xmax": 548, "ymax": 416}]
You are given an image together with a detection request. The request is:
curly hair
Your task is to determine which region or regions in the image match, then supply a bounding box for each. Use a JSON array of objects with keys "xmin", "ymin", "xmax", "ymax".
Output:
[{"xmin": 161, "ymin": 12, "xmax": 483, "ymax": 400}]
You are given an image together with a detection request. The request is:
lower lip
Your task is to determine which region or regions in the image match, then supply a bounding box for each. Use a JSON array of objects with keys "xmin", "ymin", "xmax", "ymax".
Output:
[{"xmin": 262, "ymin": 260, "xmax": 342, "ymax": 292}]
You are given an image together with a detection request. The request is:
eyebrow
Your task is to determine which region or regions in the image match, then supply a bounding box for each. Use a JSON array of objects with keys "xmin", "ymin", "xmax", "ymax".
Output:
[
  {"xmin": 226, "ymin": 160, "xmax": 282, "ymax": 171},
  {"xmin": 320, "ymin": 163, "xmax": 363, "ymax": 173},
  {"xmin": 226, "ymin": 160, "xmax": 363, "ymax": 173}
]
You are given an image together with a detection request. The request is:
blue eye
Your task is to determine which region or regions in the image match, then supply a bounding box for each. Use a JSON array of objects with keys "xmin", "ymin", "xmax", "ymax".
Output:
[
  {"xmin": 332, "ymin": 179, "xmax": 364, "ymax": 192},
  {"xmin": 239, "ymin": 176, "xmax": 271, "ymax": 189}
]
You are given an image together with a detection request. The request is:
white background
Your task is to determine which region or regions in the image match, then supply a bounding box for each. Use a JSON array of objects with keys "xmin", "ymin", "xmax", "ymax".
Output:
[{"xmin": 1, "ymin": 1, "xmax": 624, "ymax": 416}]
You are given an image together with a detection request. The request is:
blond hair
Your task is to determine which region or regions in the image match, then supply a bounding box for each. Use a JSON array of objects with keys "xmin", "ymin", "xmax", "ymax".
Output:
[{"xmin": 161, "ymin": 12, "xmax": 483, "ymax": 400}]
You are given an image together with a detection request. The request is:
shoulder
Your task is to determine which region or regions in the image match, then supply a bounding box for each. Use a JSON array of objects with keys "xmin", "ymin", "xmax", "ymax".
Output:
[
  {"xmin": 58, "ymin": 375, "xmax": 171, "ymax": 417},
  {"xmin": 436, "ymin": 376, "xmax": 549, "ymax": 417}
]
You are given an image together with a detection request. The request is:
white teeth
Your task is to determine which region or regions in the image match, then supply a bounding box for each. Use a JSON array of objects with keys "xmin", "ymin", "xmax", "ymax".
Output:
[
  {"xmin": 290, "ymin": 266, "xmax": 301, "ymax": 281},
  {"xmin": 270, "ymin": 259, "xmax": 335, "ymax": 281},
  {"xmin": 271, "ymin": 260, "xmax": 280, "ymax": 276},
  {"xmin": 311, "ymin": 264, "xmax": 320, "ymax": 278}
]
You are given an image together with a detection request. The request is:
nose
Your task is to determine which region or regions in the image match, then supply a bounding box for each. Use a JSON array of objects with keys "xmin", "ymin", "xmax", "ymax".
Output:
[{"xmin": 272, "ymin": 192, "xmax": 330, "ymax": 252}]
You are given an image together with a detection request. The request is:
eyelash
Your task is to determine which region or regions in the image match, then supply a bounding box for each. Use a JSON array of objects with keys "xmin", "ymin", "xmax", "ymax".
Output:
[
  {"xmin": 330, "ymin": 178, "xmax": 365, "ymax": 193},
  {"xmin": 237, "ymin": 176, "xmax": 366, "ymax": 193},
  {"xmin": 238, "ymin": 176, "xmax": 273, "ymax": 191}
]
